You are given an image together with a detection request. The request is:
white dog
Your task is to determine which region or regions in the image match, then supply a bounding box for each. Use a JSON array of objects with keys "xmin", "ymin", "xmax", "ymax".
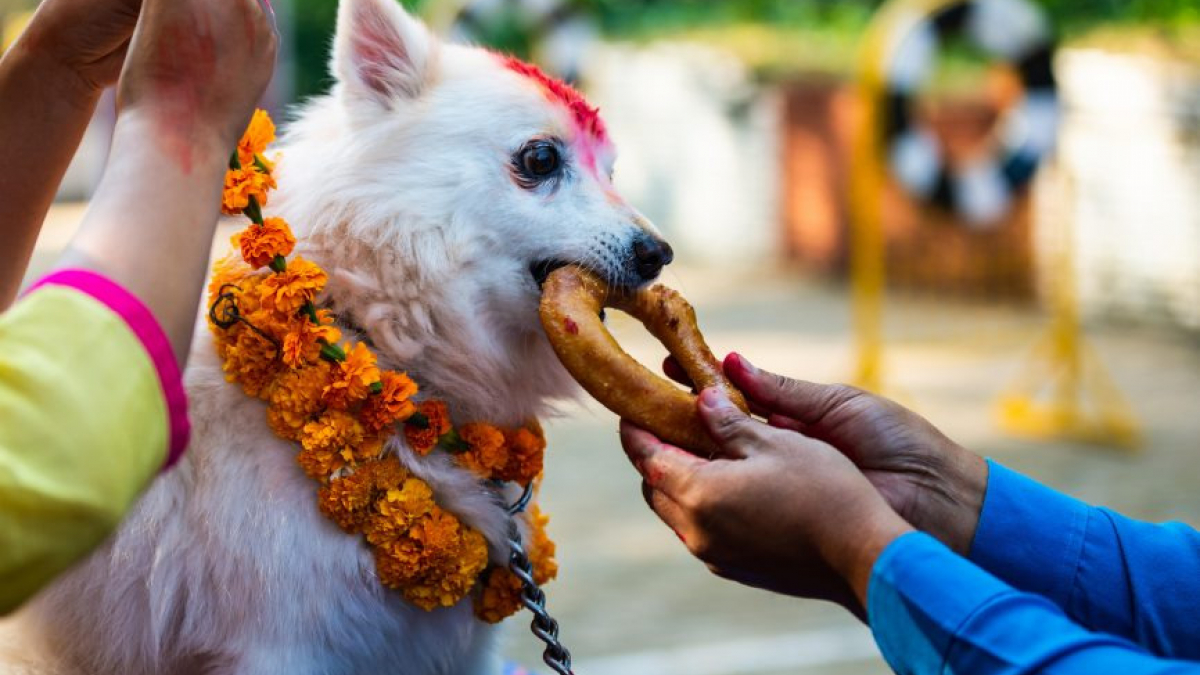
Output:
[{"xmin": 0, "ymin": 0, "xmax": 671, "ymax": 672}]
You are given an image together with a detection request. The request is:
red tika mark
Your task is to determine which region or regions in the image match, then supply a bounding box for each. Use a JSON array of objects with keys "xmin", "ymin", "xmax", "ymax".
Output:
[
  {"xmin": 501, "ymin": 55, "xmax": 607, "ymax": 142},
  {"xmin": 563, "ymin": 317, "xmax": 580, "ymax": 335}
]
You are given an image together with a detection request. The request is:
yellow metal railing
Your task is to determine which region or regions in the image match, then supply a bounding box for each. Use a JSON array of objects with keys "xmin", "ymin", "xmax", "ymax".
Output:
[{"xmin": 851, "ymin": 0, "xmax": 1140, "ymax": 449}]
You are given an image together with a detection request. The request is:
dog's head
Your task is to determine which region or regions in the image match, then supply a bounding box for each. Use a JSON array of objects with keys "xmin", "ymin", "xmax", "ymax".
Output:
[{"xmin": 278, "ymin": 0, "xmax": 671, "ymax": 419}]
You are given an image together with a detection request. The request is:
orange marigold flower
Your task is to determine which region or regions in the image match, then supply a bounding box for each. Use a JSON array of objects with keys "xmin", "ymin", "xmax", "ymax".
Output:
[
  {"xmin": 222, "ymin": 166, "xmax": 276, "ymax": 216},
  {"xmin": 394, "ymin": 512, "xmax": 489, "ymax": 610},
  {"xmin": 404, "ymin": 400, "xmax": 452, "ymax": 455},
  {"xmin": 323, "ymin": 341, "xmax": 381, "ymax": 409},
  {"xmin": 220, "ymin": 325, "xmax": 282, "ymax": 399},
  {"xmin": 318, "ymin": 468, "xmax": 377, "ymax": 533},
  {"xmin": 527, "ymin": 504, "xmax": 558, "ymax": 585},
  {"xmin": 375, "ymin": 538, "xmax": 425, "ymax": 590},
  {"xmin": 238, "ymin": 108, "xmax": 276, "ymax": 167},
  {"xmin": 266, "ymin": 361, "xmax": 331, "ymax": 440},
  {"xmin": 258, "ymin": 257, "xmax": 327, "ymax": 316},
  {"xmin": 280, "ymin": 309, "xmax": 341, "ymax": 369},
  {"xmin": 360, "ymin": 370, "xmax": 419, "ymax": 435},
  {"xmin": 457, "ymin": 423, "xmax": 508, "ymax": 478},
  {"xmin": 207, "ymin": 254, "xmax": 255, "ymax": 300},
  {"xmin": 475, "ymin": 567, "xmax": 523, "ymax": 624},
  {"xmin": 234, "ymin": 217, "xmax": 295, "ymax": 269},
  {"xmin": 496, "ymin": 425, "xmax": 546, "ymax": 486},
  {"xmin": 364, "ymin": 453, "xmax": 409, "ymax": 491},
  {"xmin": 298, "ymin": 410, "xmax": 365, "ymax": 480},
  {"xmin": 207, "ymin": 261, "xmax": 265, "ymax": 346}
]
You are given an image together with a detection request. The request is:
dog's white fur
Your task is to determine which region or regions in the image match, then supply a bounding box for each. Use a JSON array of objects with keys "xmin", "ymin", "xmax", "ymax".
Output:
[{"xmin": 0, "ymin": 0, "xmax": 664, "ymax": 672}]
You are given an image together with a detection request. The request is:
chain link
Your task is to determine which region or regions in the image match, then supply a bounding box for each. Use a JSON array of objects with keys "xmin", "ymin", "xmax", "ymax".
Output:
[{"xmin": 506, "ymin": 484, "xmax": 575, "ymax": 675}]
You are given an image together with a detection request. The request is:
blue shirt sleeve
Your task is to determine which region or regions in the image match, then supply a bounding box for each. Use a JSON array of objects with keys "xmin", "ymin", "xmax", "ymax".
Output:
[
  {"xmin": 970, "ymin": 461, "xmax": 1200, "ymax": 659},
  {"xmin": 868, "ymin": 532, "xmax": 1200, "ymax": 675}
]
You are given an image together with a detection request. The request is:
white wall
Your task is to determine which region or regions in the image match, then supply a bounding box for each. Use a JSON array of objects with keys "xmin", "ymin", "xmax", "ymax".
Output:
[
  {"xmin": 1039, "ymin": 49, "xmax": 1200, "ymax": 331},
  {"xmin": 586, "ymin": 42, "xmax": 781, "ymax": 267}
]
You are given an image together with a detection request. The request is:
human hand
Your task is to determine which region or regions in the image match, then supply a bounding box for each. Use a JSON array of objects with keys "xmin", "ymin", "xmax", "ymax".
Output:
[
  {"xmin": 15, "ymin": 0, "xmax": 143, "ymax": 94},
  {"xmin": 666, "ymin": 353, "xmax": 988, "ymax": 555},
  {"xmin": 116, "ymin": 0, "xmax": 277, "ymax": 161},
  {"xmin": 620, "ymin": 388, "xmax": 913, "ymax": 611}
]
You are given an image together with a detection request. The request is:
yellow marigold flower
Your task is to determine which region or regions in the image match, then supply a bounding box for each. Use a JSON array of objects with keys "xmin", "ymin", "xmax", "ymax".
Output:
[
  {"xmin": 323, "ymin": 341, "xmax": 381, "ymax": 409},
  {"xmin": 298, "ymin": 410, "xmax": 365, "ymax": 480},
  {"xmin": 280, "ymin": 309, "xmax": 341, "ymax": 369},
  {"xmin": 361, "ymin": 370, "xmax": 419, "ymax": 435},
  {"xmin": 259, "ymin": 257, "xmax": 327, "ymax": 316},
  {"xmin": 238, "ymin": 109, "xmax": 276, "ymax": 167},
  {"xmin": 234, "ymin": 217, "xmax": 296, "ymax": 269},
  {"xmin": 496, "ymin": 425, "xmax": 546, "ymax": 486},
  {"xmin": 364, "ymin": 476, "xmax": 435, "ymax": 546},
  {"xmin": 404, "ymin": 400, "xmax": 452, "ymax": 456},
  {"xmin": 222, "ymin": 166, "xmax": 276, "ymax": 216},
  {"xmin": 457, "ymin": 423, "xmax": 508, "ymax": 478},
  {"xmin": 266, "ymin": 361, "xmax": 332, "ymax": 440},
  {"xmin": 220, "ymin": 325, "xmax": 282, "ymax": 399}
]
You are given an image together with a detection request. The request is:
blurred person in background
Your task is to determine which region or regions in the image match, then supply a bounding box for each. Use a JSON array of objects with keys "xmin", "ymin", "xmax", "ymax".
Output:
[
  {"xmin": 0, "ymin": 0, "xmax": 276, "ymax": 612},
  {"xmin": 623, "ymin": 352, "xmax": 1200, "ymax": 674}
]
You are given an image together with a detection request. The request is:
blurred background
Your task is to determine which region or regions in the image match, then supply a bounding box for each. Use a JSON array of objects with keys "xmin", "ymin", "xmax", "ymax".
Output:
[{"xmin": 5, "ymin": 0, "xmax": 1200, "ymax": 672}]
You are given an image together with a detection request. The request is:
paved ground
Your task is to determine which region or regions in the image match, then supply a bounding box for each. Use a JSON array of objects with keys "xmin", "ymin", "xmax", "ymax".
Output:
[{"xmin": 25, "ymin": 205, "xmax": 1200, "ymax": 675}]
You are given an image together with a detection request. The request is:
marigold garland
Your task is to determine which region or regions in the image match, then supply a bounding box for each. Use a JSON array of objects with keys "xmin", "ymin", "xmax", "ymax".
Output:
[{"xmin": 209, "ymin": 110, "xmax": 555, "ymax": 621}]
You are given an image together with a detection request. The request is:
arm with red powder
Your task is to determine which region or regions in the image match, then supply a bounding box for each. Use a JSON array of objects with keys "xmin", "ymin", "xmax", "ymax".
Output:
[
  {"xmin": 0, "ymin": 0, "xmax": 276, "ymax": 613},
  {"xmin": 56, "ymin": 0, "xmax": 277, "ymax": 365}
]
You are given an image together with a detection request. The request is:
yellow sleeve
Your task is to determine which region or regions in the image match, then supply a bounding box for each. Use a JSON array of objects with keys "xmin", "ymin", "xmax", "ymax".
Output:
[{"xmin": 0, "ymin": 271, "xmax": 186, "ymax": 613}]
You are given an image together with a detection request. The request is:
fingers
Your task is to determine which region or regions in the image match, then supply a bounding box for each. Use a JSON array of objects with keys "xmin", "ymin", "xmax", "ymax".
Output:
[
  {"xmin": 696, "ymin": 387, "xmax": 771, "ymax": 458},
  {"xmin": 767, "ymin": 413, "xmax": 807, "ymax": 434},
  {"xmin": 723, "ymin": 352, "xmax": 864, "ymax": 431},
  {"xmin": 620, "ymin": 420, "xmax": 708, "ymax": 501},
  {"xmin": 640, "ymin": 481, "xmax": 693, "ymax": 545}
]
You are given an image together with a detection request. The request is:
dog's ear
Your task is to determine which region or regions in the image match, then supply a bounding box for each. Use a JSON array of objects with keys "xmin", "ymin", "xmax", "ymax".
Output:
[{"xmin": 333, "ymin": 0, "xmax": 433, "ymax": 106}]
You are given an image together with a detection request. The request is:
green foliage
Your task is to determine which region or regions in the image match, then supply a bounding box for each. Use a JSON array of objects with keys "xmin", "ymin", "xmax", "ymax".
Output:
[{"xmin": 291, "ymin": 0, "xmax": 430, "ymax": 100}]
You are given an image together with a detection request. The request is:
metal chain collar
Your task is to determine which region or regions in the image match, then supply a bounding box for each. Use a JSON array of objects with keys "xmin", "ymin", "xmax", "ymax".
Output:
[{"xmin": 506, "ymin": 483, "xmax": 575, "ymax": 675}]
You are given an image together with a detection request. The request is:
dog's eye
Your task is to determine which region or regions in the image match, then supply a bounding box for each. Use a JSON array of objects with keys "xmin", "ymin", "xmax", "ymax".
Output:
[{"xmin": 518, "ymin": 141, "xmax": 561, "ymax": 180}]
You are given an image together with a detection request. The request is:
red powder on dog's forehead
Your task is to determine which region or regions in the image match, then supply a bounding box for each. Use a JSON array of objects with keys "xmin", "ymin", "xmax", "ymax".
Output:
[{"xmin": 501, "ymin": 55, "xmax": 607, "ymax": 142}]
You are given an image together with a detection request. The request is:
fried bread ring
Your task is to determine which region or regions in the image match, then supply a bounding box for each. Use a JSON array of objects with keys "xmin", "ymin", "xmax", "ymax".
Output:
[{"xmin": 539, "ymin": 266, "xmax": 748, "ymax": 455}]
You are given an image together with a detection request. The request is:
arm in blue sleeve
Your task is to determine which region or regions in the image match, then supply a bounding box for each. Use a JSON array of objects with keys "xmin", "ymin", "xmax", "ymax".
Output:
[
  {"xmin": 970, "ymin": 461, "xmax": 1200, "ymax": 658},
  {"xmin": 869, "ymin": 532, "xmax": 1200, "ymax": 675}
]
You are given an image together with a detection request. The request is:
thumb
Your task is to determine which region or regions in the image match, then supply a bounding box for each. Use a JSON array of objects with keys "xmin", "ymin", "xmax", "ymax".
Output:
[{"xmin": 697, "ymin": 387, "xmax": 764, "ymax": 458}]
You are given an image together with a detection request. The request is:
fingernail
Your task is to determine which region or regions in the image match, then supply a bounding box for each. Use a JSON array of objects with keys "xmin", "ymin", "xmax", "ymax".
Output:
[
  {"xmin": 731, "ymin": 352, "xmax": 757, "ymax": 374},
  {"xmin": 258, "ymin": 0, "xmax": 279, "ymax": 31},
  {"xmin": 699, "ymin": 387, "xmax": 726, "ymax": 410}
]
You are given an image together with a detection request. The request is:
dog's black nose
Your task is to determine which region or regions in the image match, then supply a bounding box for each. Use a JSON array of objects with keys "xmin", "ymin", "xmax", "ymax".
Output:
[{"xmin": 633, "ymin": 235, "xmax": 674, "ymax": 281}]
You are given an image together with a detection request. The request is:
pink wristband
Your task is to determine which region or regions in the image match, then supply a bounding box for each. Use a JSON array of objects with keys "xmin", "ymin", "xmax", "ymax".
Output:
[{"xmin": 28, "ymin": 270, "xmax": 190, "ymax": 469}]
